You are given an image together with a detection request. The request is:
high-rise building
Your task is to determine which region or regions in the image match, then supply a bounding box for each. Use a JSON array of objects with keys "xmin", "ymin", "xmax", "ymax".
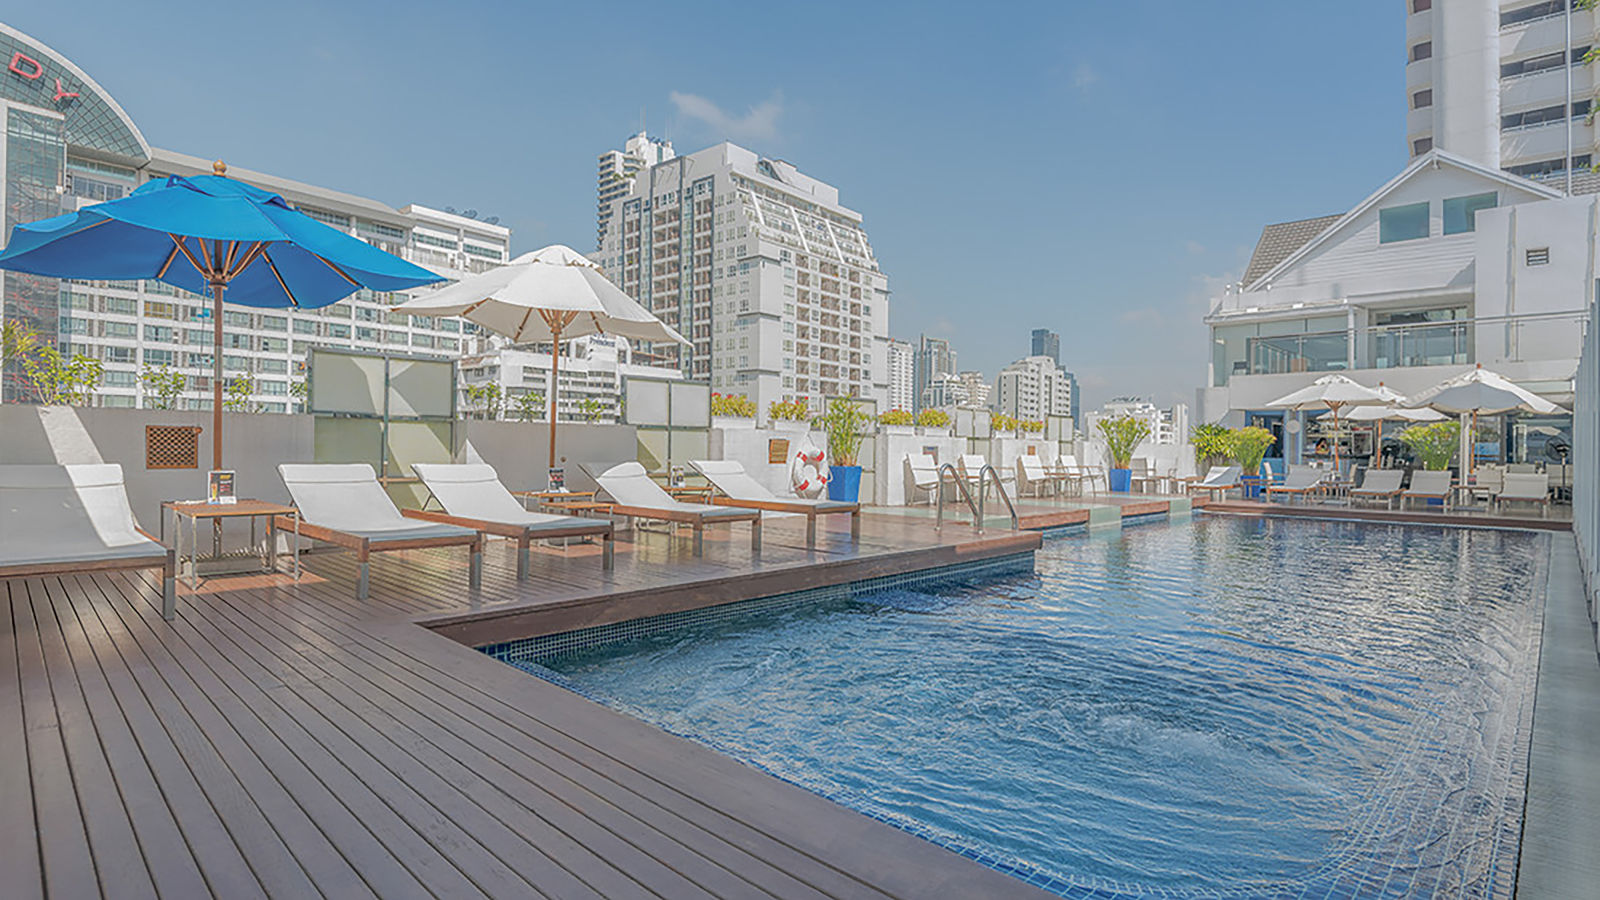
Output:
[
  {"xmin": 594, "ymin": 140, "xmax": 890, "ymax": 411},
  {"xmin": 1091, "ymin": 398, "xmax": 1188, "ymax": 446},
  {"xmin": 913, "ymin": 334, "xmax": 956, "ymax": 412},
  {"xmin": 954, "ymin": 371, "xmax": 992, "ymax": 409},
  {"xmin": 886, "ymin": 338, "xmax": 914, "ymax": 412},
  {"xmin": 1405, "ymin": 1, "xmax": 1600, "ymax": 184},
  {"xmin": 0, "ymin": 23, "xmax": 507, "ymax": 411},
  {"xmin": 596, "ymin": 132, "xmax": 674, "ymax": 250},
  {"xmin": 1062, "ymin": 369, "xmax": 1081, "ymax": 429},
  {"xmin": 995, "ymin": 355, "xmax": 1072, "ymax": 421},
  {"xmin": 1030, "ymin": 328, "xmax": 1060, "ymax": 366}
]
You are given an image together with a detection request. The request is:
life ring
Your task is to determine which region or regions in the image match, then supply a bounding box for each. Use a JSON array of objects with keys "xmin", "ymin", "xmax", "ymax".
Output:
[{"xmin": 790, "ymin": 444, "xmax": 829, "ymax": 498}]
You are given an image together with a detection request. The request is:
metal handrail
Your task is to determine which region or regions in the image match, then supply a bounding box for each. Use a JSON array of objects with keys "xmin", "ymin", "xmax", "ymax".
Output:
[
  {"xmin": 976, "ymin": 464, "xmax": 1020, "ymax": 532},
  {"xmin": 935, "ymin": 462, "xmax": 983, "ymax": 532}
]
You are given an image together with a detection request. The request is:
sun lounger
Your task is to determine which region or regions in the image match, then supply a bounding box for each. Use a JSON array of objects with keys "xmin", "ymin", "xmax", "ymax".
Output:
[
  {"xmin": 1349, "ymin": 469, "xmax": 1404, "ymax": 509},
  {"xmin": 0, "ymin": 464, "xmax": 177, "ymax": 618},
  {"xmin": 406, "ymin": 463, "xmax": 613, "ymax": 578},
  {"xmin": 590, "ymin": 461, "xmax": 761, "ymax": 556},
  {"xmin": 1043, "ymin": 454, "xmax": 1084, "ymax": 495},
  {"xmin": 277, "ymin": 463, "xmax": 482, "ymax": 601},
  {"xmin": 690, "ymin": 460, "xmax": 859, "ymax": 547},
  {"xmin": 1401, "ymin": 470, "xmax": 1453, "ymax": 510},
  {"xmin": 1264, "ymin": 466, "xmax": 1328, "ymax": 503},
  {"xmin": 1015, "ymin": 455, "xmax": 1055, "ymax": 498},
  {"xmin": 1193, "ymin": 465, "xmax": 1241, "ymax": 500},
  {"xmin": 905, "ymin": 453, "xmax": 940, "ymax": 505},
  {"xmin": 1494, "ymin": 473, "xmax": 1551, "ymax": 516},
  {"xmin": 959, "ymin": 454, "xmax": 1015, "ymax": 500},
  {"xmin": 1059, "ymin": 454, "xmax": 1106, "ymax": 494}
]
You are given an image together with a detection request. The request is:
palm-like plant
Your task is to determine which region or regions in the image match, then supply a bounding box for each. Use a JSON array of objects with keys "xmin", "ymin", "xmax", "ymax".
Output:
[
  {"xmin": 1399, "ymin": 421, "xmax": 1461, "ymax": 470},
  {"xmin": 1097, "ymin": 415, "xmax": 1152, "ymax": 469}
]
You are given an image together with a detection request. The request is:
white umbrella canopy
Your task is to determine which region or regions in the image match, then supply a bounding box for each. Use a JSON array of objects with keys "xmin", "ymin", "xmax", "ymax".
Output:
[
  {"xmin": 396, "ymin": 244, "xmax": 689, "ymax": 473},
  {"xmin": 1267, "ymin": 374, "xmax": 1397, "ymax": 470},
  {"xmin": 1406, "ymin": 364, "xmax": 1566, "ymax": 416},
  {"xmin": 1319, "ymin": 405, "xmax": 1445, "ymax": 423}
]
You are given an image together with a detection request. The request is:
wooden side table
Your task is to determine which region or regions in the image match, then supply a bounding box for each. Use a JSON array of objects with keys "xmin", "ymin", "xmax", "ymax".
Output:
[
  {"xmin": 162, "ymin": 499, "xmax": 299, "ymax": 589},
  {"xmin": 663, "ymin": 484, "xmax": 714, "ymax": 504},
  {"xmin": 511, "ymin": 490, "xmax": 598, "ymax": 512}
]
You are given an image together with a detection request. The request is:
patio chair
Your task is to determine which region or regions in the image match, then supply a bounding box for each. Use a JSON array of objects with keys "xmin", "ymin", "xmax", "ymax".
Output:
[
  {"xmin": 407, "ymin": 463, "xmax": 613, "ymax": 579},
  {"xmin": 0, "ymin": 464, "xmax": 177, "ymax": 619},
  {"xmin": 1494, "ymin": 473, "xmax": 1551, "ymax": 517},
  {"xmin": 277, "ymin": 463, "xmax": 482, "ymax": 601},
  {"xmin": 1507, "ymin": 463, "xmax": 1538, "ymax": 475},
  {"xmin": 1349, "ymin": 469, "xmax": 1404, "ymax": 509},
  {"xmin": 1469, "ymin": 465, "xmax": 1504, "ymax": 507},
  {"xmin": 590, "ymin": 462, "xmax": 762, "ymax": 556},
  {"xmin": 690, "ymin": 460, "xmax": 860, "ymax": 548},
  {"xmin": 1042, "ymin": 454, "xmax": 1083, "ymax": 496},
  {"xmin": 959, "ymin": 454, "xmax": 1015, "ymax": 501},
  {"xmin": 1059, "ymin": 454, "xmax": 1106, "ymax": 494},
  {"xmin": 1129, "ymin": 458, "xmax": 1166, "ymax": 494},
  {"xmin": 1192, "ymin": 465, "xmax": 1241, "ymax": 500},
  {"xmin": 1401, "ymin": 470, "xmax": 1453, "ymax": 511},
  {"xmin": 1015, "ymin": 454, "xmax": 1054, "ymax": 498},
  {"xmin": 1264, "ymin": 466, "xmax": 1328, "ymax": 503},
  {"xmin": 905, "ymin": 453, "xmax": 940, "ymax": 505}
]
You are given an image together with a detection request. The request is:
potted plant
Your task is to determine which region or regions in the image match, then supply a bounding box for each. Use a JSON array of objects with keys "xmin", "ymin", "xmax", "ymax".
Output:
[
  {"xmin": 767, "ymin": 397, "xmax": 811, "ymax": 433},
  {"xmin": 711, "ymin": 392, "xmax": 757, "ymax": 428},
  {"xmin": 1399, "ymin": 421, "xmax": 1461, "ymax": 504},
  {"xmin": 1228, "ymin": 426, "xmax": 1276, "ymax": 498},
  {"xmin": 1190, "ymin": 422, "xmax": 1232, "ymax": 473},
  {"xmin": 990, "ymin": 411, "xmax": 1020, "ymax": 438},
  {"xmin": 817, "ymin": 395, "xmax": 870, "ymax": 502},
  {"xmin": 878, "ymin": 408, "xmax": 915, "ymax": 435},
  {"xmin": 1096, "ymin": 415, "xmax": 1152, "ymax": 492},
  {"xmin": 915, "ymin": 407, "xmax": 951, "ymax": 436}
]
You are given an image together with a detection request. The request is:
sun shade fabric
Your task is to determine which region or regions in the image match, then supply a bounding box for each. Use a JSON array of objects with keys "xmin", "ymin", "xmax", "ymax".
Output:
[
  {"xmin": 0, "ymin": 174, "xmax": 443, "ymax": 309},
  {"xmin": 279, "ymin": 463, "xmax": 472, "ymax": 537},
  {"xmin": 412, "ymin": 463, "xmax": 591, "ymax": 528},
  {"xmin": 394, "ymin": 244, "xmax": 689, "ymax": 345},
  {"xmin": 0, "ymin": 464, "xmax": 163, "ymax": 566},
  {"xmin": 1408, "ymin": 367, "xmax": 1566, "ymax": 415},
  {"xmin": 1266, "ymin": 374, "xmax": 1396, "ymax": 411},
  {"xmin": 691, "ymin": 460, "xmax": 856, "ymax": 509},
  {"xmin": 596, "ymin": 462, "xmax": 755, "ymax": 517}
]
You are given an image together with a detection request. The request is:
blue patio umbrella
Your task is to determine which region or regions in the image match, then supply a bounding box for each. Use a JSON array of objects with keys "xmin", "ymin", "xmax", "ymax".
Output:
[{"xmin": 0, "ymin": 161, "xmax": 444, "ymax": 468}]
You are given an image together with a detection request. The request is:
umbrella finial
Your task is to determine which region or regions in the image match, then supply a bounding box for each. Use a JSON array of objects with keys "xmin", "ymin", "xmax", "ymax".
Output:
[{"xmin": 213, "ymin": 159, "xmax": 227, "ymax": 176}]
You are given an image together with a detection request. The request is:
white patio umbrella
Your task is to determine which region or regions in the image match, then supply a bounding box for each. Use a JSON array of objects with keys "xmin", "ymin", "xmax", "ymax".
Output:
[
  {"xmin": 1406, "ymin": 364, "xmax": 1567, "ymax": 474},
  {"xmin": 1266, "ymin": 373, "xmax": 1396, "ymax": 471},
  {"xmin": 1318, "ymin": 405, "xmax": 1445, "ymax": 423},
  {"xmin": 396, "ymin": 245, "xmax": 689, "ymax": 471}
]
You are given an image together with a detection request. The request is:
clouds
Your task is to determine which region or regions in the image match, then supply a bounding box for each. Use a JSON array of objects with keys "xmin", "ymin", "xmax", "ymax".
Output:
[
  {"xmin": 669, "ymin": 91, "xmax": 784, "ymax": 143},
  {"xmin": 1071, "ymin": 62, "xmax": 1098, "ymax": 94}
]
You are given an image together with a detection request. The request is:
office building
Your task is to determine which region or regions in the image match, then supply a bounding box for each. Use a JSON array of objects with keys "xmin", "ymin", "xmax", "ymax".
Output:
[
  {"xmin": 1062, "ymin": 369, "xmax": 1081, "ymax": 429},
  {"xmin": 459, "ymin": 335, "xmax": 681, "ymax": 424},
  {"xmin": 596, "ymin": 131, "xmax": 674, "ymax": 250},
  {"xmin": 593, "ymin": 139, "xmax": 891, "ymax": 411},
  {"xmin": 913, "ymin": 334, "xmax": 957, "ymax": 412},
  {"xmin": 886, "ymin": 337, "xmax": 914, "ymax": 412},
  {"xmin": 1091, "ymin": 398, "xmax": 1188, "ymax": 447},
  {"xmin": 1406, "ymin": 0, "xmax": 1600, "ymax": 183},
  {"xmin": 0, "ymin": 22, "xmax": 508, "ymax": 411},
  {"xmin": 1030, "ymin": 328, "xmax": 1060, "ymax": 366},
  {"xmin": 995, "ymin": 355, "xmax": 1072, "ymax": 421}
]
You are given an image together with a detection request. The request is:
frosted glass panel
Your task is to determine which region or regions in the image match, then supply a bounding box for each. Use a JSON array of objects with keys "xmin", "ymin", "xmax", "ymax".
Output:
[
  {"xmin": 626, "ymin": 379, "xmax": 671, "ymax": 426},
  {"xmin": 670, "ymin": 382, "xmax": 710, "ymax": 427},
  {"xmin": 388, "ymin": 358, "xmax": 454, "ymax": 418},
  {"xmin": 309, "ymin": 349, "xmax": 384, "ymax": 415}
]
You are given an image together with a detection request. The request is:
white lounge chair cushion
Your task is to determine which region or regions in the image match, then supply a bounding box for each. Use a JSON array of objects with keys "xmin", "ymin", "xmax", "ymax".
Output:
[
  {"xmin": 905, "ymin": 454, "xmax": 939, "ymax": 488},
  {"xmin": 279, "ymin": 463, "xmax": 475, "ymax": 540},
  {"xmin": 1197, "ymin": 465, "xmax": 1241, "ymax": 488},
  {"xmin": 1271, "ymin": 468, "xmax": 1327, "ymax": 490},
  {"xmin": 1352, "ymin": 470, "xmax": 1403, "ymax": 494},
  {"xmin": 1498, "ymin": 473, "xmax": 1550, "ymax": 500},
  {"xmin": 596, "ymin": 462, "xmax": 756, "ymax": 520},
  {"xmin": 690, "ymin": 460, "xmax": 855, "ymax": 510},
  {"xmin": 959, "ymin": 455, "xmax": 1013, "ymax": 481},
  {"xmin": 0, "ymin": 464, "xmax": 164, "ymax": 567},
  {"xmin": 1405, "ymin": 471, "xmax": 1453, "ymax": 496},
  {"xmin": 412, "ymin": 463, "xmax": 594, "ymax": 530}
]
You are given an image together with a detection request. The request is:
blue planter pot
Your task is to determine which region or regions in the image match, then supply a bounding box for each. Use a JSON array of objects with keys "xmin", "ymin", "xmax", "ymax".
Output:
[
  {"xmin": 1239, "ymin": 474, "xmax": 1265, "ymax": 499},
  {"xmin": 1108, "ymin": 468, "xmax": 1132, "ymax": 493},
  {"xmin": 827, "ymin": 465, "xmax": 862, "ymax": 502}
]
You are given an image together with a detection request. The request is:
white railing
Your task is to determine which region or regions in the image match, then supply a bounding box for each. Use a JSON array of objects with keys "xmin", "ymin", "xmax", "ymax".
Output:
[{"xmin": 1574, "ymin": 292, "xmax": 1599, "ymax": 644}]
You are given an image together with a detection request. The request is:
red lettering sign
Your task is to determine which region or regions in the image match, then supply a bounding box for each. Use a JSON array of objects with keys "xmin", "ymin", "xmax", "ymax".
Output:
[
  {"xmin": 52, "ymin": 77, "xmax": 78, "ymax": 103},
  {"xmin": 8, "ymin": 52, "xmax": 42, "ymax": 80}
]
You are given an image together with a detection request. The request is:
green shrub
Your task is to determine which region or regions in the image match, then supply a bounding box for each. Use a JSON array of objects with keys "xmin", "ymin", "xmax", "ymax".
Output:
[
  {"xmin": 878, "ymin": 408, "xmax": 914, "ymax": 426},
  {"xmin": 710, "ymin": 392, "xmax": 756, "ymax": 417},
  {"xmin": 816, "ymin": 396, "xmax": 870, "ymax": 466},
  {"xmin": 1226, "ymin": 426, "xmax": 1276, "ymax": 476},
  {"xmin": 1097, "ymin": 416, "xmax": 1152, "ymax": 469},
  {"xmin": 1399, "ymin": 421, "xmax": 1461, "ymax": 470},
  {"xmin": 768, "ymin": 398, "xmax": 811, "ymax": 421},
  {"xmin": 915, "ymin": 408, "xmax": 950, "ymax": 428}
]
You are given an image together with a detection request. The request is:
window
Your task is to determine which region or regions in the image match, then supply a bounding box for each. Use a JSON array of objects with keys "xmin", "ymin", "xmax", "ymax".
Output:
[
  {"xmin": 1412, "ymin": 89, "xmax": 1432, "ymax": 109},
  {"xmin": 1411, "ymin": 42, "xmax": 1432, "ymax": 63},
  {"xmin": 1379, "ymin": 202, "xmax": 1430, "ymax": 243},
  {"xmin": 1443, "ymin": 192, "xmax": 1496, "ymax": 234},
  {"xmin": 1413, "ymin": 137, "xmax": 1433, "ymax": 156},
  {"xmin": 1412, "ymin": 0, "xmax": 1431, "ymax": 10},
  {"xmin": 144, "ymin": 349, "xmax": 176, "ymax": 367},
  {"xmin": 1502, "ymin": 103, "xmax": 1568, "ymax": 129},
  {"xmin": 1506, "ymin": 154, "xmax": 1591, "ymax": 177},
  {"xmin": 103, "ymin": 370, "xmax": 136, "ymax": 388},
  {"xmin": 1501, "ymin": 46, "xmax": 1588, "ymax": 79},
  {"xmin": 1527, "ymin": 247, "xmax": 1551, "ymax": 266},
  {"xmin": 104, "ymin": 346, "xmax": 135, "ymax": 364},
  {"xmin": 1501, "ymin": 1, "xmax": 1567, "ymax": 29}
]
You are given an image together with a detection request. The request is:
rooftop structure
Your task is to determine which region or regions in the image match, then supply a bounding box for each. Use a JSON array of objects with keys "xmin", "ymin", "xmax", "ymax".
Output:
[
  {"xmin": 596, "ymin": 132, "xmax": 674, "ymax": 249},
  {"xmin": 1030, "ymin": 328, "xmax": 1060, "ymax": 366},
  {"xmin": 995, "ymin": 354, "xmax": 1071, "ymax": 421}
]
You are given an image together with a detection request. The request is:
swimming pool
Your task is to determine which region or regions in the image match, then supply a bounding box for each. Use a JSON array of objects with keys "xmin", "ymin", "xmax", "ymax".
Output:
[{"xmin": 488, "ymin": 516, "xmax": 1550, "ymax": 898}]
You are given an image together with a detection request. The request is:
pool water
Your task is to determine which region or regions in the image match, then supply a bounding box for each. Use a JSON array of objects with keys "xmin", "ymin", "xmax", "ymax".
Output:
[{"xmin": 499, "ymin": 517, "xmax": 1549, "ymax": 898}]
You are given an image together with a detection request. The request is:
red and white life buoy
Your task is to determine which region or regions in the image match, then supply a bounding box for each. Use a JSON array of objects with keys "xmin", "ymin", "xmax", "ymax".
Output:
[{"xmin": 789, "ymin": 443, "xmax": 829, "ymax": 498}]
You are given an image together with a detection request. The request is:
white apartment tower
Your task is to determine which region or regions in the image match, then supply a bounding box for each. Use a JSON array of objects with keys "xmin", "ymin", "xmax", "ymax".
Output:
[
  {"xmin": 1406, "ymin": 0, "xmax": 1600, "ymax": 182},
  {"xmin": 886, "ymin": 338, "xmax": 914, "ymax": 412},
  {"xmin": 995, "ymin": 355, "xmax": 1072, "ymax": 421},
  {"xmin": 596, "ymin": 132, "xmax": 674, "ymax": 250},
  {"xmin": 593, "ymin": 141, "xmax": 891, "ymax": 411}
]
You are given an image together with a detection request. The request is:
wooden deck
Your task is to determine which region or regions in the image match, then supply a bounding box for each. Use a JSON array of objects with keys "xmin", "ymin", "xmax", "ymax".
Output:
[{"xmin": 2, "ymin": 512, "xmax": 1051, "ymax": 899}]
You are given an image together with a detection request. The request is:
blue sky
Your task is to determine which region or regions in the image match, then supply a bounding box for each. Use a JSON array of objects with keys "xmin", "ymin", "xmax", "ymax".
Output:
[{"xmin": 13, "ymin": 1, "xmax": 1401, "ymax": 409}]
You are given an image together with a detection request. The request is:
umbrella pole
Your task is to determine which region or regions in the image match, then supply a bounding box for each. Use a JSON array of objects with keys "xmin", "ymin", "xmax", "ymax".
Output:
[
  {"xmin": 548, "ymin": 318, "xmax": 561, "ymax": 473},
  {"xmin": 211, "ymin": 280, "xmax": 224, "ymax": 469}
]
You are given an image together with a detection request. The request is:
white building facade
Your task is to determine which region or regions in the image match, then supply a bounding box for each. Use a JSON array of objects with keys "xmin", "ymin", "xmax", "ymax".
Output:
[
  {"xmin": 459, "ymin": 335, "xmax": 681, "ymax": 424},
  {"xmin": 886, "ymin": 338, "xmax": 914, "ymax": 412},
  {"xmin": 596, "ymin": 132, "xmax": 674, "ymax": 250},
  {"xmin": 0, "ymin": 23, "xmax": 508, "ymax": 412},
  {"xmin": 1198, "ymin": 149, "xmax": 1585, "ymax": 460},
  {"xmin": 593, "ymin": 141, "xmax": 891, "ymax": 412},
  {"xmin": 1091, "ymin": 399, "xmax": 1189, "ymax": 447},
  {"xmin": 1406, "ymin": 0, "xmax": 1600, "ymax": 181},
  {"xmin": 995, "ymin": 355, "xmax": 1072, "ymax": 420}
]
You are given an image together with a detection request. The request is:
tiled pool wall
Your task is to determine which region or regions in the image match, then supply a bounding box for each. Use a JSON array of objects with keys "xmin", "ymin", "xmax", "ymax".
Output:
[{"xmin": 478, "ymin": 550, "xmax": 1036, "ymax": 667}]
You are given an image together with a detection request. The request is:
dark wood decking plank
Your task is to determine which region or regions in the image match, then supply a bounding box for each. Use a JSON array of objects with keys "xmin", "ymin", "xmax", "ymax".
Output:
[
  {"xmin": 0, "ymin": 584, "xmax": 46, "ymax": 900},
  {"xmin": 14, "ymin": 580, "xmax": 103, "ymax": 900},
  {"xmin": 31, "ymin": 577, "xmax": 158, "ymax": 900},
  {"xmin": 204, "ymin": 579, "xmax": 831, "ymax": 900}
]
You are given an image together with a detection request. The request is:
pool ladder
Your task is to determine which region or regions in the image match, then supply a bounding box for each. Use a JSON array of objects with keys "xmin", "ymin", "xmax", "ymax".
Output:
[{"xmin": 934, "ymin": 463, "xmax": 1019, "ymax": 533}]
